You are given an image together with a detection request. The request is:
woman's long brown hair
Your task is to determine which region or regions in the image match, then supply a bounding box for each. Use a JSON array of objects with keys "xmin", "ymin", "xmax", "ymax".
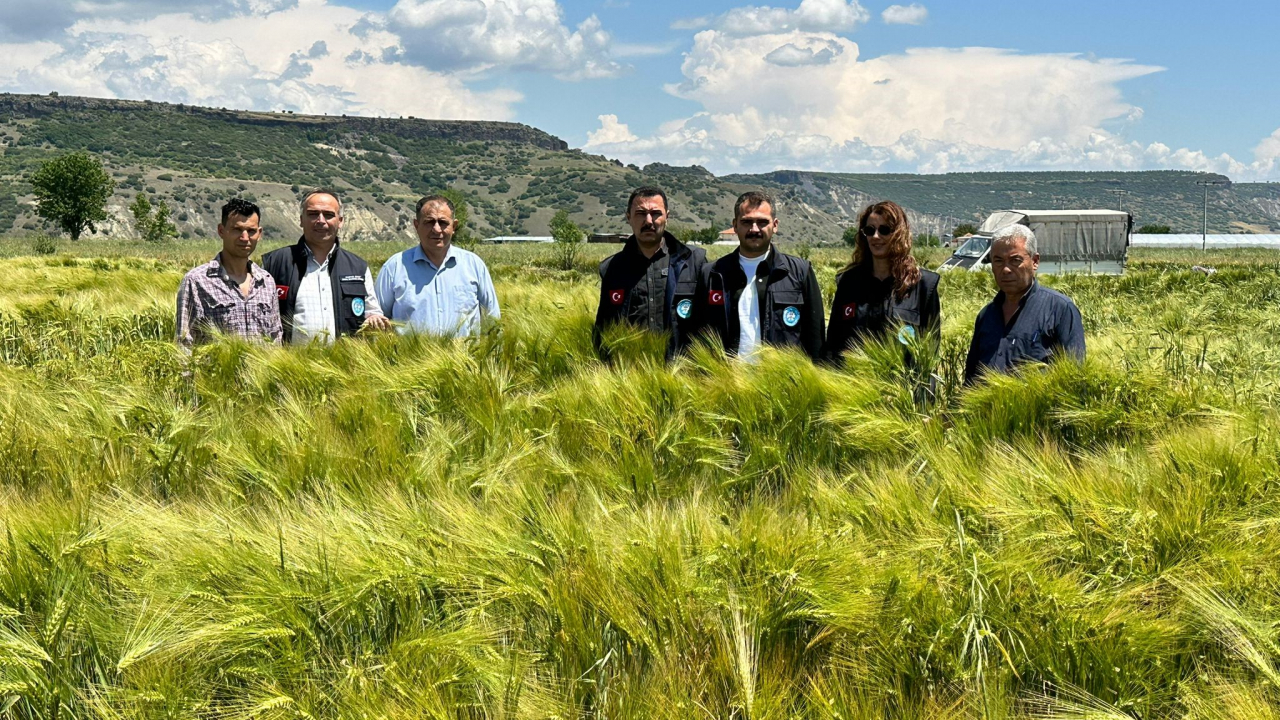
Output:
[{"xmin": 842, "ymin": 200, "xmax": 921, "ymax": 299}]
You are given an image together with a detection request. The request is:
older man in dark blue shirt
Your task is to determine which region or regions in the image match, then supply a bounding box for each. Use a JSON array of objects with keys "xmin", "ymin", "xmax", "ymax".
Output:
[{"xmin": 964, "ymin": 224, "xmax": 1085, "ymax": 384}]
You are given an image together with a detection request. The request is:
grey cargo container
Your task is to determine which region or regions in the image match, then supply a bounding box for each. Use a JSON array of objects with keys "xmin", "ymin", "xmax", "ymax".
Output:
[{"xmin": 939, "ymin": 209, "xmax": 1132, "ymax": 275}]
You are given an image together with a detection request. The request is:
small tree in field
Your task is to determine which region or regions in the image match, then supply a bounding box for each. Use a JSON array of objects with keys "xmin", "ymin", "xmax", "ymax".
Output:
[
  {"xmin": 953, "ymin": 223, "xmax": 979, "ymax": 238},
  {"xmin": 550, "ymin": 209, "xmax": 585, "ymax": 271},
  {"xmin": 842, "ymin": 225, "xmax": 860, "ymax": 247},
  {"xmin": 129, "ymin": 193, "xmax": 177, "ymax": 243},
  {"xmin": 30, "ymin": 152, "xmax": 114, "ymax": 241}
]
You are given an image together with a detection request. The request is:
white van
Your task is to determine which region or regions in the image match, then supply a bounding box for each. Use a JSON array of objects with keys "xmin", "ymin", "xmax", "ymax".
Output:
[{"xmin": 938, "ymin": 209, "xmax": 1132, "ymax": 275}]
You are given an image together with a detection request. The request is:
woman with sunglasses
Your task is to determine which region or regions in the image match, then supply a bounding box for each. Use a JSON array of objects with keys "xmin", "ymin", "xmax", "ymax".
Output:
[{"xmin": 822, "ymin": 201, "xmax": 940, "ymax": 365}]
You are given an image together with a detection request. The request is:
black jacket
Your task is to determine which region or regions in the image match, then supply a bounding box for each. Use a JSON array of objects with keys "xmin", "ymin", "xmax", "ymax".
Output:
[
  {"xmin": 823, "ymin": 266, "xmax": 941, "ymax": 363},
  {"xmin": 593, "ymin": 233, "xmax": 708, "ymax": 361},
  {"xmin": 261, "ymin": 238, "xmax": 370, "ymax": 342},
  {"xmin": 693, "ymin": 246, "xmax": 824, "ymax": 360}
]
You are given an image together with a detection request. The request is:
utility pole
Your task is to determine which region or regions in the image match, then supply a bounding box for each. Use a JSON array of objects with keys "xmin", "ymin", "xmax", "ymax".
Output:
[
  {"xmin": 1195, "ymin": 180, "xmax": 1227, "ymax": 251},
  {"xmin": 1108, "ymin": 189, "xmax": 1129, "ymax": 211}
]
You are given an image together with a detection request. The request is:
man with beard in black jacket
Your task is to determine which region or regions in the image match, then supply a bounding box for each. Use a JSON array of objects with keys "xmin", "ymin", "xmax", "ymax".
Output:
[
  {"xmin": 693, "ymin": 190, "xmax": 824, "ymax": 361},
  {"xmin": 593, "ymin": 186, "xmax": 708, "ymax": 362}
]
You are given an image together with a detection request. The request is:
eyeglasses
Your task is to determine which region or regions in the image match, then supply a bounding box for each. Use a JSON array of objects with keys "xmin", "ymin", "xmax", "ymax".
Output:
[{"xmin": 862, "ymin": 224, "xmax": 894, "ymax": 237}]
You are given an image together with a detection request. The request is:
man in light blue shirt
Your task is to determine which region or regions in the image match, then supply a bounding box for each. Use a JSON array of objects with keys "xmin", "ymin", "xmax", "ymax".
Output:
[{"xmin": 375, "ymin": 195, "xmax": 500, "ymax": 336}]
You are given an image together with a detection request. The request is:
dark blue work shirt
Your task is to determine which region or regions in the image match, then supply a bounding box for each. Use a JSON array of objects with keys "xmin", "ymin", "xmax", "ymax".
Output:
[{"xmin": 964, "ymin": 280, "xmax": 1085, "ymax": 384}]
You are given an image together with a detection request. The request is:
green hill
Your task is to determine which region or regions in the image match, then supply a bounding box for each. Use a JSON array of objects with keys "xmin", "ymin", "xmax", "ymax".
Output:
[{"xmin": 2, "ymin": 93, "xmax": 1277, "ymax": 243}]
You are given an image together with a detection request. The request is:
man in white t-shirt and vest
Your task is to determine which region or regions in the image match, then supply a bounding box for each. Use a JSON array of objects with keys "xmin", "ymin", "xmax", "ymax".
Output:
[{"xmin": 693, "ymin": 190, "xmax": 824, "ymax": 360}]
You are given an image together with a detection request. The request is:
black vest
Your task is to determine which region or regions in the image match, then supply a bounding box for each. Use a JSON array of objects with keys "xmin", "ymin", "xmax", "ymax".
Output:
[
  {"xmin": 593, "ymin": 233, "xmax": 707, "ymax": 361},
  {"xmin": 694, "ymin": 247, "xmax": 825, "ymax": 360},
  {"xmin": 261, "ymin": 239, "xmax": 370, "ymax": 342}
]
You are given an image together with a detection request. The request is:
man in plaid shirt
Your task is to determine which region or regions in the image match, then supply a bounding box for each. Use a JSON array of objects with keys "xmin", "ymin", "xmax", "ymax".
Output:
[{"xmin": 175, "ymin": 199, "xmax": 283, "ymax": 347}]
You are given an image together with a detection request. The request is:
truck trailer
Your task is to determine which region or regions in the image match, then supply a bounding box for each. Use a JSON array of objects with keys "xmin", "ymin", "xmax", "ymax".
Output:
[{"xmin": 939, "ymin": 209, "xmax": 1132, "ymax": 275}]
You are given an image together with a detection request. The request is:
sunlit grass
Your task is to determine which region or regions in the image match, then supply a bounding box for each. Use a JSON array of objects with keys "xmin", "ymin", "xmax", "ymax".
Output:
[{"xmin": 3, "ymin": 242, "xmax": 1280, "ymax": 718}]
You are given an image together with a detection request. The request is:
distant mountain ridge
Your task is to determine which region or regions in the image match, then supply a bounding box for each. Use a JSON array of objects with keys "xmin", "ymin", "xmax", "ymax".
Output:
[{"xmin": 1, "ymin": 93, "xmax": 1277, "ymax": 242}]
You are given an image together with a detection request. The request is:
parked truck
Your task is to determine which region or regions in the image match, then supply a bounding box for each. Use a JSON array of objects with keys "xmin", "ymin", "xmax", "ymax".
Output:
[{"xmin": 938, "ymin": 209, "xmax": 1132, "ymax": 274}]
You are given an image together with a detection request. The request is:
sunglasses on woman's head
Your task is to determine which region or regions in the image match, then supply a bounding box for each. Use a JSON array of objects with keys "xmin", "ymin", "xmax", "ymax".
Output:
[{"xmin": 862, "ymin": 224, "xmax": 894, "ymax": 237}]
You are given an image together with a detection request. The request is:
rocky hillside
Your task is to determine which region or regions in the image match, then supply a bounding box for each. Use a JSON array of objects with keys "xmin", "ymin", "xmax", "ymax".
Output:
[{"xmin": 1, "ymin": 93, "xmax": 1277, "ymax": 243}]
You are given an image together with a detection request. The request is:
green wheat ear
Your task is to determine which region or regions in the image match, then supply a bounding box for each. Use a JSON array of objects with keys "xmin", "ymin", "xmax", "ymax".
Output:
[{"xmin": 3, "ymin": 246, "xmax": 1280, "ymax": 717}]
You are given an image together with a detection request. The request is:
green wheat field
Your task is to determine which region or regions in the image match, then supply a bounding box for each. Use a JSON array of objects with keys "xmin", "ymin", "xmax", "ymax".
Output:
[{"xmin": 3, "ymin": 237, "xmax": 1280, "ymax": 719}]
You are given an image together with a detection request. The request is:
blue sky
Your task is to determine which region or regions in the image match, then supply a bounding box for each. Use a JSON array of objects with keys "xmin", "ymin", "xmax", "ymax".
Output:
[{"xmin": 1, "ymin": 0, "xmax": 1276, "ymax": 179}]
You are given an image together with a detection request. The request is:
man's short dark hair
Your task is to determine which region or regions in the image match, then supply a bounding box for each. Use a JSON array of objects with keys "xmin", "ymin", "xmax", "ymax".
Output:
[
  {"xmin": 300, "ymin": 188, "xmax": 342, "ymax": 214},
  {"xmin": 221, "ymin": 198, "xmax": 261, "ymax": 225},
  {"xmin": 734, "ymin": 190, "xmax": 776, "ymax": 221},
  {"xmin": 627, "ymin": 186, "xmax": 668, "ymax": 215},
  {"xmin": 416, "ymin": 194, "xmax": 456, "ymax": 217}
]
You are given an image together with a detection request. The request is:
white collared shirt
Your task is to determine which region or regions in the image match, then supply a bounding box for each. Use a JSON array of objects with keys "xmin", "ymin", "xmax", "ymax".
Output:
[
  {"xmin": 737, "ymin": 249, "xmax": 769, "ymax": 362},
  {"xmin": 291, "ymin": 243, "xmax": 382, "ymax": 345}
]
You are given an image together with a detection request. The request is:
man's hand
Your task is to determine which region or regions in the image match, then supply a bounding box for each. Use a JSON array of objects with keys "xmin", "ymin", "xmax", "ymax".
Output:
[{"xmin": 363, "ymin": 313, "xmax": 392, "ymax": 331}]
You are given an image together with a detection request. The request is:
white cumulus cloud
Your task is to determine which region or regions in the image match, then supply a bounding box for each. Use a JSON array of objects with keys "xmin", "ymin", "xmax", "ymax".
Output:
[
  {"xmin": 585, "ymin": 114, "xmax": 638, "ymax": 146},
  {"xmin": 0, "ymin": 0, "xmax": 298, "ymax": 40},
  {"xmin": 582, "ymin": 27, "xmax": 1280, "ymax": 180},
  {"xmin": 881, "ymin": 3, "xmax": 927, "ymax": 25},
  {"xmin": 387, "ymin": 0, "xmax": 622, "ymax": 79},
  {"xmin": 683, "ymin": 0, "xmax": 869, "ymax": 37},
  {"xmin": 0, "ymin": 0, "xmax": 520, "ymax": 120}
]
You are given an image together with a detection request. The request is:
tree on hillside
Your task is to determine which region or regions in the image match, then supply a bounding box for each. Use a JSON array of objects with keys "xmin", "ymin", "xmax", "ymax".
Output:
[
  {"xmin": 30, "ymin": 152, "xmax": 114, "ymax": 240},
  {"xmin": 1137, "ymin": 223, "xmax": 1172, "ymax": 234},
  {"xmin": 671, "ymin": 224, "xmax": 721, "ymax": 245},
  {"xmin": 953, "ymin": 223, "xmax": 978, "ymax": 237},
  {"xmin": 129, "ymin": 193, "xmax": 177, "ymax": 243},
  {"xmin": 550, "ymin": 209, "xmax": 585, "ymax": 271},
  {"xmin": 437, "ymin": 188, "xmax": 472, "ymax": 245},
  {"xmin": 842, "ymin": 226, "xmax": 860, "ymax": 247}
]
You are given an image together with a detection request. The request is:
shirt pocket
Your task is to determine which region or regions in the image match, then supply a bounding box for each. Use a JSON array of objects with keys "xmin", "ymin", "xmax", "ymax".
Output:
[
  {"xmin": 1006, "ymin": 330, "xmax": 1048, "ymax": 363},
  {"xmin": 673, "ymin": 281, "xmax": 697, "ymax": 324},
  {"xmin": 205, "ymin": 301, "xmax": 236, "ymax": 326},
  {"xmin": 451, "ymin": 282, "xmax": 479, "ymax": 315},
  {"xmin": 771, "ymin": 289, "xmax": 806, "ymax": 339},
  {"xmin": 893, "ymin": 306, "xmax": 921, "ymax": 329},
  {"xmin": 339, "ymin": 281, "xmax": 368, "ymax": 329}
]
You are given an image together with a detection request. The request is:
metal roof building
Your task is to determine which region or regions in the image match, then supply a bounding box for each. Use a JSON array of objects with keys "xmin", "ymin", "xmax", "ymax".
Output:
[{"xmin": 1132, "ymin": 234, "xmax": 1280, "ymax": 249}]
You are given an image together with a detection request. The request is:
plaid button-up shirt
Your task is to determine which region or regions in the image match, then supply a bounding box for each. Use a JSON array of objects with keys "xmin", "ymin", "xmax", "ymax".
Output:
[{"xmin": 175, "ymin": 254, "xmax": 283, "ymax": 347}]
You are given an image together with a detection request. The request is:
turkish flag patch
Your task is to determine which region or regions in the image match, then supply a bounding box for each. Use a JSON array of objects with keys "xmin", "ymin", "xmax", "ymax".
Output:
[
  {"xmin": 277, "ymin": 285, "xmax": 290, "ymax": 300},
  {"xmin": 609, "ymin": 289, "xmax": 625, "ymax": 305},
  {"xmin": 842, "ymin": 303, "xmax": 857, "ymax": 319},
  {"xmin": 709, "ymin": 290, "xmax": 725, "ymax": 306}
]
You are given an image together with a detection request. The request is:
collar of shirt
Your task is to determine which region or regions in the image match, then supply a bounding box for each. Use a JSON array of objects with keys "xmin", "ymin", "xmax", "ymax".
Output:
[
  {"xmin": 994, "ymin": 278, "xmax": 1041, "ymax": 309},
  {"xmin": 857, "ymin": 263, "xmax": 895, "ymax": 291},
  {"xmin": 411, "ymin": 243, "xmax": 457, "ymax": 270},
  {"xmin": 210, "ymin": 253, "xmax": 265, "ymax": 287},
  {"xmin": 303, "ymin": 241, "xmax": 338, "ymax": 269},
  {"xmin": 738, "ymin": 247, "xmax": 771, "ymax": 277},
  {"xmin": 623, "ymin": 234, "xmax": 669, "ymax": 264}
]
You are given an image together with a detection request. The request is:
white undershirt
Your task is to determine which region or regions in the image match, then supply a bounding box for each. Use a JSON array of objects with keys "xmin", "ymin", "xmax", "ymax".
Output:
[{"xmin": 737, "ymin": 249, "xmax": 769, "ymax": 362}]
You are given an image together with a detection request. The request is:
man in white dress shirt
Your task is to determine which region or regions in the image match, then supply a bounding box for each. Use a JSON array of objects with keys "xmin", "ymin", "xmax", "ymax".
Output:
[{"xmin": 262, "ymin": 189, "xmax": 391, "ymax": 344}]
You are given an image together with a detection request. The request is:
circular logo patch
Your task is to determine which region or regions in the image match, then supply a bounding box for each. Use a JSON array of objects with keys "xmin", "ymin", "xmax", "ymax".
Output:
[
  {"xmin": 676, "ymin": 299, "xmax": 692, "ymax": 319},
  {"xmin": 782, "ymin": 306, "xmax": 801, "ymax": 327},
  {"xmin": 351, "ymin": 297, "xmax": 365, "ymax": 316},
  {"xmin": 897, "ymin": 325, "xmax": 917, "ymax": 345}
]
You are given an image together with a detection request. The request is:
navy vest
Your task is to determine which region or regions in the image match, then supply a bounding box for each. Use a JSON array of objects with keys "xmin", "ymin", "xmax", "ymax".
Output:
[{"xmin": 262, "ymin": 238, "xmax": 370, "ymax": 342}]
